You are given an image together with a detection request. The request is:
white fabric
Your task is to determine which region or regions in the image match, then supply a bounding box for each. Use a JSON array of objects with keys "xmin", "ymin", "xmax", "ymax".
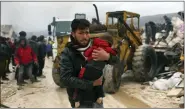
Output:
[{"xmin": 149, "ymin": 72, "xmax": 183, "ymax": 90}]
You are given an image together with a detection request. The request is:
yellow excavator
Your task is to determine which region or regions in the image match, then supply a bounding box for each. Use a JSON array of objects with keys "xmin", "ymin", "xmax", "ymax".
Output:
[{"xmin": 48, "ymin": 4, "xmax": 158, "ymax": 93}]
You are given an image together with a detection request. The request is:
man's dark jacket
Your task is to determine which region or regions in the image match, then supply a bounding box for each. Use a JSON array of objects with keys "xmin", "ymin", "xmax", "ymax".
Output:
[
  {"xmin": 37, "ymin": 41, "xmax": 46, "ymax": 59},
  {"xmin": 29, "ymin": 40, "xmax": 39, "ymax": 56},
  {"xmin": 0, "ymin": 38, "xmax": 9, "ymax": 61},
  {"xmin": 59, "ymin": 37, "xmax": 119, "ymax": 107}
]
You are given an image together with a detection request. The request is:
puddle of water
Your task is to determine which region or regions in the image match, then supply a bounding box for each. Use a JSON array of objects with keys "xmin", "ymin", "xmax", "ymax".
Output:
[{"xmin": 111, "ymin": 90, "xmax": 150, "ymax": 108}]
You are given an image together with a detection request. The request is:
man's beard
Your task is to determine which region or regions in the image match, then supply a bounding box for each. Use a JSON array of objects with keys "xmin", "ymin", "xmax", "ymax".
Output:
[{"xmin": 73, "ymin": 37, "xmax": 90, "ymax": 48}]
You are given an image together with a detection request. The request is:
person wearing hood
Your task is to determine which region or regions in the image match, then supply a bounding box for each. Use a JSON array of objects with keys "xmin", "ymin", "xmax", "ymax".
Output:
[
  {"xmin": 14, "ymin": 37, "xmax": 38, "ymax": 87},
  {"xmin": 37, "ymin": 35, "xmax": 47, "ymax": 78},
  {"xmin": 29, "ymin": 35, "xmax": 40, "ymax": 82},
  {"xmin": 60, "ymin": 19, "xmax": 119, "ymax": 108}
]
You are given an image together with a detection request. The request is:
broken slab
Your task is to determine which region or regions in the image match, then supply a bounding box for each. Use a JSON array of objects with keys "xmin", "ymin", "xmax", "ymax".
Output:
[{"xmin": 167, "ymin": 88, "xmax": 184, "ymax": 97}]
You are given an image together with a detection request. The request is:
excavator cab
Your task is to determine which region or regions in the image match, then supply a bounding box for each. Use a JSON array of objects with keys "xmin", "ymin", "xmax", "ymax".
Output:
[
  {"xmin": 106, "ymin": 11, "xmax": 140, "ymax": 31},
  {"xmin": 105, "ymin": 11, "xmax": 142, "ymax": 48}
]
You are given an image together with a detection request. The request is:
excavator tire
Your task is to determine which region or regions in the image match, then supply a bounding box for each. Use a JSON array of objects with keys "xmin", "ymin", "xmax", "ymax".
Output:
[
  {"xmin": 132, "ymin": 45, "xmax": 157, "ymax": 82},
  {"xmin": 103, "ymin": 60, "xmax": 123, "ymax": 94}
]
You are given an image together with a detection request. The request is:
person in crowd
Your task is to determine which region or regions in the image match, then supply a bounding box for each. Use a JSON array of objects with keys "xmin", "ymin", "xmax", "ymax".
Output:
[
  {"xmin": 163, "ymin": 15, "xmax": 173, "ymax": 38},
  {"xmin": 29, "ymin": 35, "xmax": 40, "ymax": 82},
  {"xmin": 14, "ymin": 31, "xmax": 29, "ymax": 80},
  {"xmin": 37, "ymin": 35, "xmax": 47, "ymax": 78},
  {"xmin": 46, "ymin": 38, "xmax": 53, "ymax": 59},
  {"xmin": 14, "ymin": 37, "xmax": 38, "ymax": 87},
  {"xmin": 0, "ymin": 36, "xmax": 10, "ymax": 83},
  {"xmin": 5, "ymin": 38, "xmax": 15, "ymax": 74}
]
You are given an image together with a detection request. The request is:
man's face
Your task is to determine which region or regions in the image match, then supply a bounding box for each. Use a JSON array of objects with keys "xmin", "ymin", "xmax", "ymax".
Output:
[
  {"xmin": 20, "ymin": 40, "xmax": 25, "ymax": 45},
  {"xmin": 72, "ymin": 28, "xmax": 90, "ymax": 46}
]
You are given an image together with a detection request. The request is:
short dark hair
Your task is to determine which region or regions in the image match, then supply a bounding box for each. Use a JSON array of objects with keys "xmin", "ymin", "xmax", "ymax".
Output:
[
  {"xmin": 19, "ymin": 31, "xmax": 27, "ymax": 37},
  {"xmin": 71, "ymin": 19, "xmax": 90, "ymax": 32},
  {"xmin": 31, "ymin": 35, "xmax": 37, "ymax": 41},
  {"xmin": 39, "ymin": 35, "xmax": 45, "ymax": 41}
]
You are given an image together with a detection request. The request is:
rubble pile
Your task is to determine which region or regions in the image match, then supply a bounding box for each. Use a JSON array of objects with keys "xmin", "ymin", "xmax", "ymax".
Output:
[
  {"xmin": 154, "ymin": 16, "xmax": 184, "ymax": 48},
  {"xmin": 149, "ymin": 72, "xmax": 183, "ymax": 91},
  {"xmin": 148, "ymin": 14, "xmax": 184, "ymax": 108}
]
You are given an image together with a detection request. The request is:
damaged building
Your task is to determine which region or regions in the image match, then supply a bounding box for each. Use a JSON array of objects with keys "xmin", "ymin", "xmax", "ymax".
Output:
[{"xmin": 1, "ymin": 25, "xmax": 17, "ymax": 38}]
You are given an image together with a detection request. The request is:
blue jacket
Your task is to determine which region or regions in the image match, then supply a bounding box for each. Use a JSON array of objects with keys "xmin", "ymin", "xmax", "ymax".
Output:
[{"xmin": 46, "ymin": 44, "xmax": 52, "ymax": 52}]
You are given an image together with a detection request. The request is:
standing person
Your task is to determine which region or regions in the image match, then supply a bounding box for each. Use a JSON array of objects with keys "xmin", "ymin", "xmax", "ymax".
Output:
[
  {"xmin": 14, "ymin": 37, "xmax": 38, "ymax": 87},
  {"xmin": 0, "ymin": 36, "xmax": 10, "ymax": 83},
  {"xmin": 14, "ymin": 31, "xmax": 28, "ymax": 80},
  {"xmin": 46, "ymin": 39, "xmax": 53, "ymax": 59},
  {"xmin": 73, "ymin": 35, "xmax": 117, "ymax": 108},
  {"xmin": 5, "ymin": 38, "xmax": 15, "ymax": 74},
  {"xmin": 7, "ymin": 38, "xmax": 16, "ymax": 71},
  {"xmin": 148, "ymin": 21, "xmax": 157, "ymax": 43},
  {"xmin": 29, "ymin": 35, "xmax": 40, "ymax": 82},
  {"xmin": 60, "ymin": 19, "xmax": 119, "ymax": 108},
  {"xmin": 37, "ymin": 35, "xmax": 46, "ymax": 78},
  {"xmin": 145, "ymin": 23, "xmax": 152, "ymax": 44},
  {"xmin": 163, "ymin": 15, "xmax": 173, "ymax": 38},
  {"xmin": 178, "ymin": 11, "xmax": 184, "ymax": 20}
]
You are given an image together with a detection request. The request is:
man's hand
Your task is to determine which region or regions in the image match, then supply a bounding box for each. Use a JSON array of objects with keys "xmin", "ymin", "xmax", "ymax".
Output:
[
  {"xmin": 34, "ymin": 61, "xmax": 38, "ymax": 65},
  {"xmin": 92, "ymin": 48, "xmax": 110, "ymax": 61},
  {"xmin": 16, "ymin": 64, "xmax": 20, "ymax": 68},
  {"xmin": 93, "ymin": 76, "xmax": 103, "ymax": 86}
]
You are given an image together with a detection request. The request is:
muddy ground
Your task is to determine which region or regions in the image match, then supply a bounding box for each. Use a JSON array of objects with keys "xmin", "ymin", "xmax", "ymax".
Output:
[{"xmin": 1, "ymin": 58, "xmax": 181, "ymax": 108}]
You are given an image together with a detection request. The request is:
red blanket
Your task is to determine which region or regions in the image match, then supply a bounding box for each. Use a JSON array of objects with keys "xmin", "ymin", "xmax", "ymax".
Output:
[{"xmin": 84, "ymin": 38, "xmax": 117, "ymax": 61}]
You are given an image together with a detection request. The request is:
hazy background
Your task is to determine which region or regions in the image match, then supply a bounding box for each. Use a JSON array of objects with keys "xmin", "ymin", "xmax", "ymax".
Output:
[{"xmin": 1, "ymin": 2, "xmax": 184, "ymax": 36}]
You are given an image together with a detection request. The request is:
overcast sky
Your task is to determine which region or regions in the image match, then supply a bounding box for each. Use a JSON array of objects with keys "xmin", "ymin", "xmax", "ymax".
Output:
[{"xmin": 1, "ymin": 1, "xmax": 184, "ymax": 32}]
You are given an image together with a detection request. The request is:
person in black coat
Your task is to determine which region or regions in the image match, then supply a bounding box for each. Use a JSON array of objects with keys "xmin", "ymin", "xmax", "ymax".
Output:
[
  {"xmin": 29, "ymin": 35, "xmax": 40, "ymax": 81},
  {"xmin": 37, "ymin": 35, "xmax": 46, "ymax": 78},
  {"xmin": 0, "ymin": 36, "xmax": 10, "ymax": 82},
  {"xmin": 163, "ymin": 15, "xmax": 173, "ymax": 38},
  {"xmin": 60, "ymin": 19, "xmax": 119, "ymax": 108}
]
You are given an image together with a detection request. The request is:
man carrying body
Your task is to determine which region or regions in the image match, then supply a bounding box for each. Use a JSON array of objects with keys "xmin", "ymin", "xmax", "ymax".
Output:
[{"xmin": 60, "ymin": 19, "xmax": 119, "ymax": 108}]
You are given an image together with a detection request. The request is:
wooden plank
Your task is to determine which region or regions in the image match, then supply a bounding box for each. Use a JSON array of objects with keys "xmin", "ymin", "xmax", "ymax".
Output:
[
  {"xmin": 176, "ymin": 79, "xmax": 184, "ymax": 88},
  {"xmin": 167, "ymin": 88, "xmax": 183, "ymax": 97}
]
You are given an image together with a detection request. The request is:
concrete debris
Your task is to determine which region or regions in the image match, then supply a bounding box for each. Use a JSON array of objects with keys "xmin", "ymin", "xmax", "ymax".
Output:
[
  {"xmin": 167, "ymin": 88, "xmax": 183, "ymax": 97},
  {"xmin": 157, "ymin": 71, "xmax": 174, "ymax": 79},
  {"xmin": 154, "ymin": 16, "xmax": 184, "ymax": 49},
  {"xmin": 149, "ymin": 72, "xmax": 183, "ymax": 91}
]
